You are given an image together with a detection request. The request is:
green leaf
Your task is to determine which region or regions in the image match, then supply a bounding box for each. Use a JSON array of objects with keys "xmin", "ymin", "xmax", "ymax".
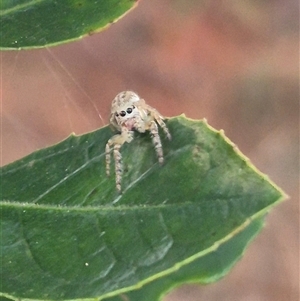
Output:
[
  {"xmin": 0, "ymin": 116, "xmax": 285, "ymax": 300},
  {"xmin": 105, "ymin": 217, "xmax": 265, "ymax": 301},
  {"xmin": 0, "ymin": 297, "xmax": 13, "ymax": 301},
  {"xmin": 0, "ymin": 0, "xmax": 138, "ymax": 50}
]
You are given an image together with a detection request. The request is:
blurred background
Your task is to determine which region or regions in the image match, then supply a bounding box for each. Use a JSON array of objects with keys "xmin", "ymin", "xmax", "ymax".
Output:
[{"xmin": 1, "ymin": 0, "xmax": 299, "ymax": 300}]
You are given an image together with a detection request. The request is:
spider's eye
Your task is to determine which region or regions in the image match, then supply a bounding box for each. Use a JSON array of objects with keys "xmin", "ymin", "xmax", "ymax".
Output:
[
  {"xmin": 115, "ymin": 113, "xmax": 119, "ymax": 117},
  {"xmin": 126, "ymin": 107, "xmax": 133, "ymax": 114},
  {"xmin": 120, "ymin": 111, "xmax": 126, "ymax": 117}
]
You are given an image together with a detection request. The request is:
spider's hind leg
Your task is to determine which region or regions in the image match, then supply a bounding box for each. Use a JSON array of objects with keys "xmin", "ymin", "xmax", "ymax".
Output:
[
  {"xmin": 156, "ymin": 118, "xmax": 171, "ymax": 141},
  {"xmin": 144, "ymin": 103, "xmax": 171, "ymax": 140}
]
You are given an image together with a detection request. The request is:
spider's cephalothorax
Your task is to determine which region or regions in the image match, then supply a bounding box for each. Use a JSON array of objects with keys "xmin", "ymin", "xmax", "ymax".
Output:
[{"xmin": 106, "ymin": 91, "xmax": 171, "ymax": 192}]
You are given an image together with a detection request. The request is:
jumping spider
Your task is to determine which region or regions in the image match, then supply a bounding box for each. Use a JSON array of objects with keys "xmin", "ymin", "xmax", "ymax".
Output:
[{"xmin": 106, "ymin": 91, "xmax": 171, "ymax": 192}]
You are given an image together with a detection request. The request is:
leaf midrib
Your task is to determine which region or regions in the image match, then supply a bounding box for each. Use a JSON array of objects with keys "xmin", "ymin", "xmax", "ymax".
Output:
[{"xmin": 0, "ymin": 200, "xmax": 196, "ymax": 212}]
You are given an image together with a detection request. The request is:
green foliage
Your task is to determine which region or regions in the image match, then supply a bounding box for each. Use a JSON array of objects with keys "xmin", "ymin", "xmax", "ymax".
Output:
[
  {"xmin": 0, "ymin": 0, "xmax": 138, "ymax": 49},
  {"xmin": 0, "ymin": 1, "xmax": 286, "ymax": 300},
  {"xmin": 0, "ymin": 116, "xmax": 285, "ymax": 301},
  {"xmin": 105, "ymin": 217, "xmax": 265, "ymax": 301}
]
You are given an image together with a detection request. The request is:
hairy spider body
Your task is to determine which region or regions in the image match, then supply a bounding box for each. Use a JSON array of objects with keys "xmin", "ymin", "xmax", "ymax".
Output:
[{"xmin": 106, "ymin": 91, "xmax": 171, "ymax": 192}]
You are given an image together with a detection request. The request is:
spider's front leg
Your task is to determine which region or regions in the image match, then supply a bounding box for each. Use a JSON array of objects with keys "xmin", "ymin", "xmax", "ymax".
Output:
[
  {"xmin": 106, "ymin": 130, "xmax": 134, "ymax": 192},
  {"xmin": 149, "ymin": 120, "xmax": 165, "ymax": 164}
]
